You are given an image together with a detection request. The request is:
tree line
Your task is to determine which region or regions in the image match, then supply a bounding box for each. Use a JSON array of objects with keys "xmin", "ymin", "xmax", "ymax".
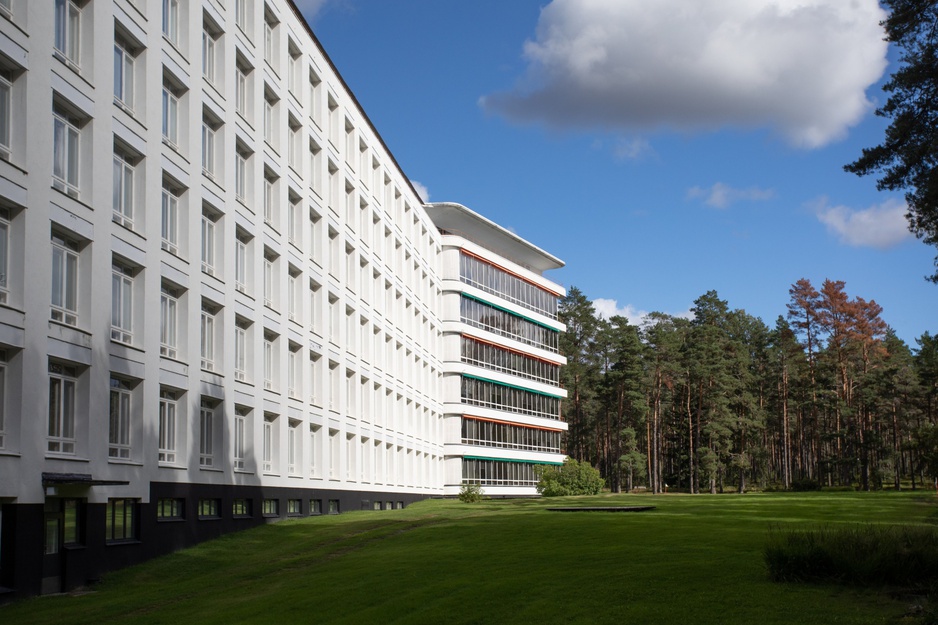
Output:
[{"xmin": 559, "ymin": 280, "xmax": 938, "ymax": 493}]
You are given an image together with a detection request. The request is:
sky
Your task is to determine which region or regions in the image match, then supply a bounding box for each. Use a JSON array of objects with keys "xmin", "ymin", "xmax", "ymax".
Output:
[{"xmin": 295, "ymin": 0, "xmax": 937, "ymax": 347}]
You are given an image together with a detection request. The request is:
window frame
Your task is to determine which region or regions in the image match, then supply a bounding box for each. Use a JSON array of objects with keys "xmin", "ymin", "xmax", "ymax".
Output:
[
  {"xmin": 108, "ymin": 377, "xmax": 133, "ymax": 460},
  {"xmin": 47, "ymin": 361, "xmax": 77, "ymax": 455},
  {"xmin": 110, "ymin": 261, "xmax": 134, "ymax": 344},
  {"xmin": 54, "ymin": 0, "xmax": 82, "ymax": 68},
  {"xmin": 158, "ymin": 389, "xmax": 177, "ymax": 464},
  {"xmin": 112, "ymin": 149, "xmax": 135, "ymax": 228},
  {"xmin": 161, "ymin": 183, "xmax": 180, "ymax": 255},
  {"xmin": 52, "ymin": 106, "xmax": 81, "ymax": 198},
  {"xmin": 50, "ymin": 233, "xmax": 79, "ymax": 326},
  {"xmin": 113, "ymin": 39, "xmax": 135, "ymax": 112},
  {"xmin": 159, "ymin": 284, "xmax": 179, "ymax": 359}
]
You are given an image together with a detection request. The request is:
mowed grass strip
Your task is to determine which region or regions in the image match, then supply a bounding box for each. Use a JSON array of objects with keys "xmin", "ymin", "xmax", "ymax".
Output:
[{"xmin": 5, "ymin": 491, "xmax": 935, "ymax": 625}]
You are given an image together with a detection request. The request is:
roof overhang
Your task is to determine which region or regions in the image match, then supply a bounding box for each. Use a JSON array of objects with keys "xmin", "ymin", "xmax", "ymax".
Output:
[
  {"xmin": 423, "ymin": 202, "xmax": 564, "ymax": 274},
  {"xmin": 42, "ymin": 472, "xmax": 131, "ymax": 487}
]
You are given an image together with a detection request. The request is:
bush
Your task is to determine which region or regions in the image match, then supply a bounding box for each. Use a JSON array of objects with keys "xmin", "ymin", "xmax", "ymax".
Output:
[
  {"xmin": 458, "ymin": 482, "xmax": 484, "ymax": 503},
  {"xmin": 535, "ymin": 459, "xmax": 605, "ymax": 497},
  {"xmin": 764, "ymin": 524, "xmax": 938, "ymax": 589},
  {"xmin": 790, "ymin": 478, "xmax": 821, "ymax": 492}
]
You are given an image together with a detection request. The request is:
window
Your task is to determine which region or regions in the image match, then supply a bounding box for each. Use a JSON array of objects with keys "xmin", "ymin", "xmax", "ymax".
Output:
[
  {"xmin": 288, "ymin": 193, "xmax": 301, "ymax": 245},
  {"xmin": 113, "ymin": 40, "xmax": 136, "ymax": 112},
  {"xmin": 162, "ymin": 80, "xmax": 180, "ymax": 147},
  {"xmin": 159, "ymin": 284, "xmax": 179, "ymax": 359},
  {"xmin": 235, "ymin": 143, "xmax": 248, "ymax": 201},
  {"xmin": 161, "ymin": 182, "xmax": 179, "ymax": 254},
  {"xmin": 309, "ymin": 140, "xmax": 322, "ymax": 194},
  {"xmin": 201, "ymin": 117, "xmax": 217, "ymax": 178},
  {"xmin": 286, "ymin": 498, "xmax": 300, "ymax": 515},
  {"xmin": 0, "ymin": 352, "xmax": 5, "ymax": 449},
  {"xmin": 202, "ymin": 23, "xmax": 218, "ymax": 85},
  {"xmin": 263, "ymin": 331, "xmax": 275, "ymax": 390},
  {"xmin": 232, "ymin": 498, "xmax": 251, "ymax": 517},
  {"xmin": 50, "ymin": 233, "xmax": 79, "ymax": 326},
  {"xmin": 113, "ymin": 149, "xmax": 135, "ymax": 228},
  {"xmin": 310, "ymin": 499, "xmax": 322, "ymax": 514},
  {"xmin": 106, "ymin": 499, "xmax": 137, "ymax": 542},
  {"xmin": 235, "ymin": 229, "xmax": 249, "ymax": 293},
  {"xmin": 262, "ymin": 412, "xmax": 277, "ymax": 473},
  {"xmin": 328, "ymin": 499, "xmax": 339, "ymax": 514},
  {"xmin": 235, "ymin": 58, "xmax": 250, "ymax": 119},
  {"xmin": 287, "ymin": 343, "xmax": 300, "ymax": 398},
  {"xmin": 0, "ymin": 69, "xmax": 11, "ymax": 160},
  {"xmin": 234, "ymin": 406, "xmax": 249, "ymax": 470},
  {"xmin": 288, "ymin": 117, "xmax": 301, "ymax": 170},
  {"xmin": 287, "ymin": 44, "xmax": 300, "ymax": 95},
  {"xmin": 162, "ymin": 0, "xmax": 179, "ymax": 46},
  {"xmin": 201, "ymin": 207, "xmax": 217, "ymax": 276},
  {"xmin": 263, "ymin": 11, "xmax": 277, "ymax": 68},
  {"xmin": 309, "ymin": 424, "xmax": 319, "ymax": 476},
  {"xmin": 287, "ymin": 265, "xmax": 300, "ymax": 322},
  {"xmin": 158, "ymin": 389, "xmax": 177, "ymax": 463},
  {"xmin": 262, "ymin": 498, "xmax": 278, "ymax": 516},
  {"xmin": 52, "ymin": 106, "xmax": 80, "ymax": 197},
  {"xmin": 234, "ymin": 317, "xmax": 248, "ymax": 381},
  {"xmin": 200, "ymin": 301, "xmax": 217, "ymax": 371},
  {"xmin": 235, "ymin": 0, "xmax": 250, "ymax": 34},
  {"xmin": 157, "ymin": 498, "xmax": 184, "ymax": 520},
  {"xmin": 197, "ymin": 497, "xmax": 218, "ymax": 517},
  {"xmin": 263, "ymin": 171, "xmax": 276, "ymax": 226},
  {"xmin": 199, "ymin": 399, "xmax": 216, "ymax": 467},
  {"xmin": 111, "ymin": 262, "xmax": 133, "ymax": 343},
  {"xmin": 287, "ymin": 419, "xmax": 300, "ymax": 475},
  {"xmin": 309, "ymin": 70, "xmax": 322, "ymax": 126},
  {"xmin": 263, "ymin": 248, "xmax": 277, "ymax": 309},
  {"xmin": 48, "ymin": 361, "xmax": 77, "ymax": 454},
  {"xmin": 108, "ymin": 377, "xmax": 133, "ymax": 459},
  {"xmin": 54, "ymin": 0, "xmax": 81, "ymax": 67},
  {"xmin": 264, "ymin": 90, "xmax": 278, "ymax": 149}
]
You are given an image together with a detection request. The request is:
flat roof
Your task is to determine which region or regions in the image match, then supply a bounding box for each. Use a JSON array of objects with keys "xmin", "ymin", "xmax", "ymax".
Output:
[{"xmin": 423, "ymin": 202, "xmax": 565, "ymax": 274}]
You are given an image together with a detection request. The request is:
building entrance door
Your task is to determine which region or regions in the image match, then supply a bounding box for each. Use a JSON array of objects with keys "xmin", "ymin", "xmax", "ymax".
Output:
[{"xmin": 40, "ymin": 498, "xmax": 63, "ymax": 595}]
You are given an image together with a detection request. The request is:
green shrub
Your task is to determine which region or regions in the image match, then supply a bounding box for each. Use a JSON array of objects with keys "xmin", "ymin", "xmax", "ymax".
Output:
[
  {"xmin": 790, "ymin": 478, "xmax": 821, "ymax": 492},
  {"xmin": 764, "ymin": 524, "xmax": 938, "ymax": 589},
  {"xmin": 458, "ymin": 482, "xmax": 484, "ymax": 503},
  {"xmin": 535, "ymin": 459, "xmax": 605, "ymax": 497}
]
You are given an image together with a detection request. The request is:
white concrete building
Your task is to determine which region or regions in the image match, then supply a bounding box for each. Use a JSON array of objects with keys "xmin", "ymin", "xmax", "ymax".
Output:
[
  {"xmin": 0, "ymin": 0, "xmax": 566, "ymax": 599},
  {"xmin": 425, "ymin": 203, "xmax": 567, "ymax": 497}
]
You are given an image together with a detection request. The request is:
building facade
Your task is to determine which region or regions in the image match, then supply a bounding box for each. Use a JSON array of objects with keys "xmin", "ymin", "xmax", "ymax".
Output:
[
  {"xmin": 425, "ymin": 203, "xmax": 567, "ymax": 497},
  {"xmin": 0, "ymin": 0, "xmax": 565, "ymax": 600}
]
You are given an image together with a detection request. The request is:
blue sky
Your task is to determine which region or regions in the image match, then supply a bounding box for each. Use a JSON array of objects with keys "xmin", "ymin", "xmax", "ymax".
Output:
[{"xmin": 297, "ymin": 0, "xmax": 937, "ymax": 347}]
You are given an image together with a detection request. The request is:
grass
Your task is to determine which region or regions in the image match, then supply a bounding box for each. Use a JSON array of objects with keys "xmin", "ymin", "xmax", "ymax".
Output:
[
  {"xmin": 5, "ymin": 491, "xmax": 937, "ymax": 624},
  {"xmin": 765, "ymin": 524, "xmax": 938, "ymax": 587}
]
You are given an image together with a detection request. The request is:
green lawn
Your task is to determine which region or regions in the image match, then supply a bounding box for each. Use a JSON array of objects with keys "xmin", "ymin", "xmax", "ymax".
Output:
[{"xmin": 6, "ymin": 491, "xmax": 937, "ymax": 624}]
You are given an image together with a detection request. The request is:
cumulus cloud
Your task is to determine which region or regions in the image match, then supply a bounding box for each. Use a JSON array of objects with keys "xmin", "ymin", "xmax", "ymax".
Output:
[
  {"xmin": 481, "ymin": 0, "xmax": 888, "ymax": 148},
  {"xmin": 410, "ymin": 180, "xmax": 430, "ymax": 203},
  {"xmin": 811, "ymin": 197, "xmax": 912, "ymax": 249},
  {"xmin": 593, "ymin": 298, "xmax": 648, "ymax": 326},
  {"xmin": 594, "ymin": 299, "xmax": 692, "ymax": 326},
  {"xmin": 687, "ymin": 182, "xmax": 775, "ymax": 209}
]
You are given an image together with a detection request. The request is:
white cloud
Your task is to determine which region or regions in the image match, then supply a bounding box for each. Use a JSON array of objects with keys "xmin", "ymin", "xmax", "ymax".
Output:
[
  {"xmin": 687, "ymin": 182, "xmax": 775, "ymax": 209},
  {"xmin": 594, "ymin": 298, "xmax": 647, "ymax": 326},
  {"xmin": 594, "ymin": 299, "xmax": 693, "ymax": 326},
  {"xmin": 411, "ymin": 180, "xmax": 430, "ymax": 203},
  {"xmin": 293, "ymin": 0, "xmax": 331, "ymax": 20},
  {"xmin": 481, "ymin": 0, "xmax": 888, "ymax": 148},
  {"xmin": 615, "ymin": 137, "xmax": 653, "ymax": 161},
  {"xmin": 812, "ymin": 197, "xmax": 912, "ymax": 249}
]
